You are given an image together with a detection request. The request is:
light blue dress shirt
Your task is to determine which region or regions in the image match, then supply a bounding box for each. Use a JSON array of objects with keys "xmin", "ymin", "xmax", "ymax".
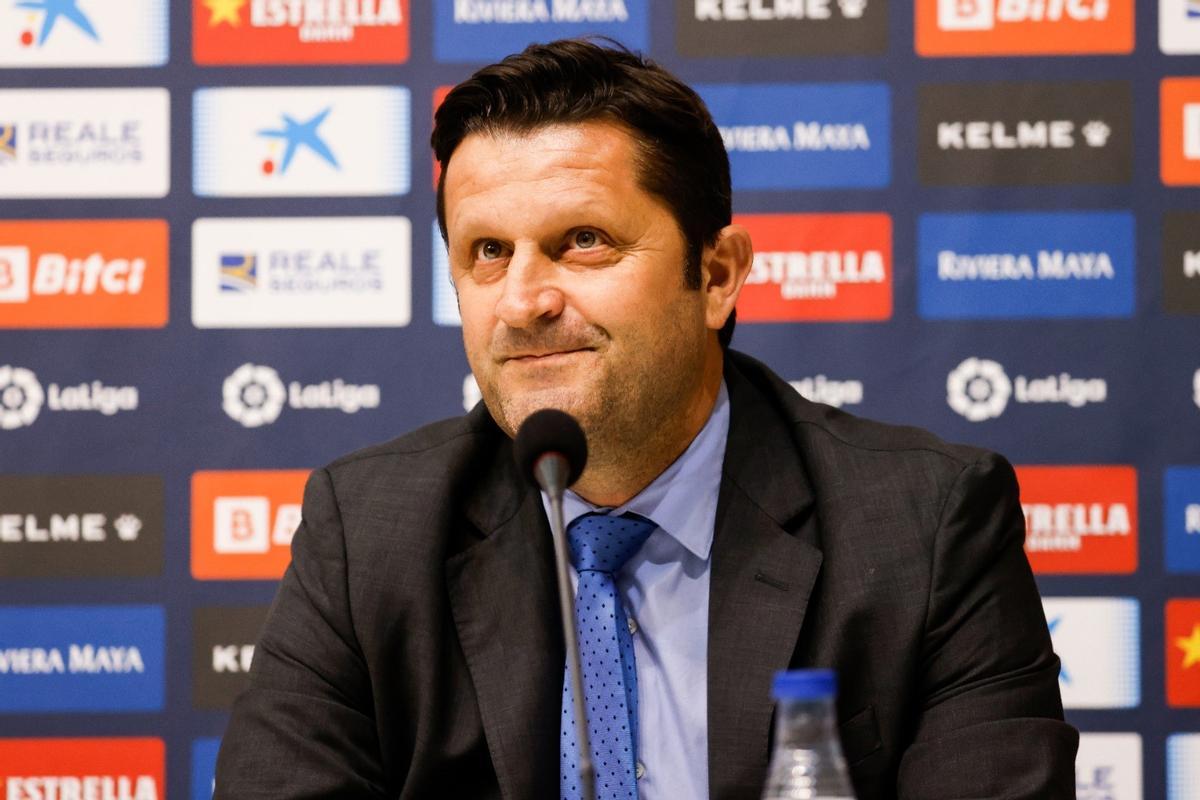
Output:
[{"xmin": 544, "ymin": 381, "xmax": 730, "ymax": 800}]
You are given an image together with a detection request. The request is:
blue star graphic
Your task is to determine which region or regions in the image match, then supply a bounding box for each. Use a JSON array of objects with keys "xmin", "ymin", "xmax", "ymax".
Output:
[
  {"xmin": 15, "ymin": 0, "xmax": 99, "ymax": 46},
  {"xmin": 1047, "ymin": 617, "xmax": 1070, "ymax": 685},
  {"xmin": 256, "ymin": 107, "xmax": 340, "ymax": 174}
]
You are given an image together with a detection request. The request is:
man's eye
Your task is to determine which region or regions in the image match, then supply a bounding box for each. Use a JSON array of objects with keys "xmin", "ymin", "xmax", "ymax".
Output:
[
  {"xmin": 478, "ymin": 240, "xmax": 505, "ymax": 260},
  {"xmin": 572, "ymin": 230, "xmax": 599, "ymax": 249}
]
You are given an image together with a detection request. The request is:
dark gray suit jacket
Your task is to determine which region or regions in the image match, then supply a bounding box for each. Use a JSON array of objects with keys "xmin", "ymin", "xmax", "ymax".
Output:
[{"xmin": 215, "ymin": 350, "xmax": 1078, "ymax": 799}]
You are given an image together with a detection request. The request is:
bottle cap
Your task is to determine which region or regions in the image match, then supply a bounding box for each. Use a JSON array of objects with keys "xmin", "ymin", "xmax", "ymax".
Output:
[{"xmin": 771, "ymin": 669, "xmax": 837, "ymax": 700}]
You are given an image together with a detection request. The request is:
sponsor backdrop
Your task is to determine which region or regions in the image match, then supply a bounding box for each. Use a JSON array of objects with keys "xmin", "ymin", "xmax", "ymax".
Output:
[{"xmin": 0, "ymin": 0, "xmax": 1197, "ymax": 797}]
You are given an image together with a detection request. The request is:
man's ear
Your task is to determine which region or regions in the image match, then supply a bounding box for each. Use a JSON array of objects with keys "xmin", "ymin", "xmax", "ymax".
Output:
[{"xmin": 700, "ymin": 224, "xmax": 753, "ymax": 333}]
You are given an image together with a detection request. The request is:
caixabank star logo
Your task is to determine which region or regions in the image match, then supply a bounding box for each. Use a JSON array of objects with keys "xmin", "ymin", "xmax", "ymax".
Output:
[
  {"xmin": 194, "ymin": 86, "xmax": 410, "ymax": 197},
  {"xmin": 916, "ymin": 0, "xmax": 1134, "ymax": 56},
  {"xmin": 0, "ymin": 0, "xmax": 168, "ymax": 67},
  {"xmin": 193, "ymin": 0, "xmax": 409, "ymax": 64}
]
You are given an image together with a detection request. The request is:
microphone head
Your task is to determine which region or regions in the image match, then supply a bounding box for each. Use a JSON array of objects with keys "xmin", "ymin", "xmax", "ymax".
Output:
[{"xmin": 513, "ymin": 408, "xmax": 588, "ymax": 488}]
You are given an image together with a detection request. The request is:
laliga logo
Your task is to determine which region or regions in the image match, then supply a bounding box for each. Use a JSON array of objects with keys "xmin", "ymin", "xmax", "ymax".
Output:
[
  {"xmin": 222, "ymin": 362, "xmax": 381, "ymax": 427},
  {"xmin": 223, "ymin": 363, "xmax": 286, "ymax": 428},
  {"xmin": 0, "ymin": 365, "xmax": 44, "ymax": 430},
  {"xmin": 947, "ymin": 357, "xmax": 1011, "ymax": 421}
]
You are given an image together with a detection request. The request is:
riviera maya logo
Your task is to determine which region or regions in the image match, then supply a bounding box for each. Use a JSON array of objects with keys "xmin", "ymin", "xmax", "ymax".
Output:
[
  {"xmin": 223, "ymin": 362, "xmax": 286, "ymax": 428},
  {"xmin": 0, "ymin": 364, "xmax": 43, "ymax": 430},
  {"xmin": 947, "ymin": 357, "xmax": 1012, "ymax": 421},
  {"xmin": 13, "ymin": 0, "xmax": 99, "ymax": 48}
]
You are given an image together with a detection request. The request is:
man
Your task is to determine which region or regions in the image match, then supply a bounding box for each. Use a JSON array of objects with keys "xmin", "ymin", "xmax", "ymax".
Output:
[{"xmin": 216, "ymin": 39, "xmax": 1077, "ymax": 799}]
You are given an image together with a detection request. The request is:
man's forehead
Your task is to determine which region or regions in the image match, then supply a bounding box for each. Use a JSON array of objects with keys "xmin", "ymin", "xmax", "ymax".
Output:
[{"xmin": 443, "ymin": 121, "xmax": 648, "ymax": 227}]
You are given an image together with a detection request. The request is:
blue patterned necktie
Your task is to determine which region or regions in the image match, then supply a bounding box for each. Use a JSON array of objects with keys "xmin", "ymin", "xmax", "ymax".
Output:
[{"xmin": 560, "ymin": 511, "xmax": 657, "ymax": 800}]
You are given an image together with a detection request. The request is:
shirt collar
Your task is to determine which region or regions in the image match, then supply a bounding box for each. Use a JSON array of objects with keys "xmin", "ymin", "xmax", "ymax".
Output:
[{"xmin": 555, "ymin": 381, "xmax": 730, "ymax": 562}]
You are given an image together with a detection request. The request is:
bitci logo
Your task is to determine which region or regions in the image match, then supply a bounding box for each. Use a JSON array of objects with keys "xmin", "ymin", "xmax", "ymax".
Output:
[
  {"xmin": 193, "ymin": 0, "xmax": 409, "ymax": 65},
  {"xmin": 1162, "ymin": 78, "xmax": 1200, "ymax": 185},
  {"xmin": 734, "ymin": 213, "xmax": 892, "ymax": 322},
  {"xmin": 917, "ymin": 0, "xmax": 1133, "ymax": 55},
  {"xmin": 193, "ymin": 86, "xmax": 410, "ymax": 197},
  {"xmin": 1016, "ymin": 465, "xmax": 1137, "ymax": 574},
  {"xmin": 0, "ymin": 220, "xmax": 168, "ymax": 328},
  {"xmin": 0, "ymin": 0, "xmax": 167, "ymax": 67},
  {"xmin": 191, "ymin": 469, "xmax": 307, "ymax": 580},
  {"xmin": 1166, "ymin": 599, "xmax": 1200, "ymax": 706},
  {"xmin": 0, "ymin": 738, "xmax": 164, "ymax": 800}
]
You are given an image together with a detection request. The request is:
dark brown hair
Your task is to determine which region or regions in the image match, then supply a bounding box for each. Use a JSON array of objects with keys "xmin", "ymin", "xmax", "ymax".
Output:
[{"xmin": 432, "ymin": 38, "xmax": 736, "ymax": 347}]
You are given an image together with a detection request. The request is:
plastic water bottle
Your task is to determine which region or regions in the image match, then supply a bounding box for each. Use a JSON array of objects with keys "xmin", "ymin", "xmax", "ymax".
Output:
[{"xmin": 761, "ymin": 669, "xmax": 857, "ymax": 800}]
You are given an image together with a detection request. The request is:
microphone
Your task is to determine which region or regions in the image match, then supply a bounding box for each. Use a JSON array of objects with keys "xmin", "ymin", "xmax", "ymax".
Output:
[
  {"xmin": 514, "ymin": 408, "xmax": 588, "ymax": 495},
  {"xmin": 513, "ymin": 409, "xmax": 594, "ymax": 800}
]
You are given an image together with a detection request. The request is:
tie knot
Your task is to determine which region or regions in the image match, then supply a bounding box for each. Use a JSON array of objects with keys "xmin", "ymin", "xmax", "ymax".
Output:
[{"xmin": 566, "ymin": 512, "xmax": 656, "ymax": 574}]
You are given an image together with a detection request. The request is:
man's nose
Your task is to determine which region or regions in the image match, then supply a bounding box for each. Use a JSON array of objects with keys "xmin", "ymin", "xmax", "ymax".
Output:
[{"xmin": 494, "ymin": 244, "xmax": 565, "ymax": 329}]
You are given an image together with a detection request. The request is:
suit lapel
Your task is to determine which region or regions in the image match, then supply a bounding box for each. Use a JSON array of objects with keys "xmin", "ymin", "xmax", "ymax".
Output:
[
  {"xmin": 708, "ymin": 358, "xmax": 824, "ymax": 798},
  {"xmin": 445, "ymin": 437, "xmax": 562, "ymax": 800}
]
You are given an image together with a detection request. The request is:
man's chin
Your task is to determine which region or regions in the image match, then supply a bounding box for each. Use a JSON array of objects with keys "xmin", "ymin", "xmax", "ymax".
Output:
[{"xmin": 493, "ymin": 387, "xmax": 597, "ymax": 439}]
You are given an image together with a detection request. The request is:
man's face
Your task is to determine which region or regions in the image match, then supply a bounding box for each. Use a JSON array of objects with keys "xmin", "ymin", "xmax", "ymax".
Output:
[{"xmin": 442, "ymin": 121, "xmax": 714, "ymax": 451}]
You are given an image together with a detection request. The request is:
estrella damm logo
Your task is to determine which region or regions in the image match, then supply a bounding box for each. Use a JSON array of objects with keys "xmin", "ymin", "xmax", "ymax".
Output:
[
  {"xmin": 434, "ymin": 0, "xmax": 649, "ymax": 62},
  {"xmin": 916, "ymin": 0, "xmax": 1134, "ymax": 56},
  {"xmin": 1162, "ymin": 77, "xmax": 1200, "ymax": 186},
  {"xmin": 0, "ymin": 0, "xmax": 167, "ymax": 67},
  {"xmin": 0, "ymin": 220, "xmax": 167, "ymax": 328},
  {"xmin": 697, "ymin": 83, "xmax": 891, "ymax": 190},
  {"xmin": 735, "ymin": 213, "xmax": 892, "ymax": 322},
  {"xmin": 193, "ymin": 0, "xmax": 409, "ymax": 65},
  {"xmin": 918, "ymin": 212, "xmax": 1135, "ymax": 319},
  {"xmin": 1015, "ymin": 465, "xmax": 1137, "ymax": 574},
  {"xmin": 191, "ymin": 469, "xmax": 307, "ymax": 580},
  {"xmin": 0, "ymin": 738, "xmax": 164, "ymax": 800}
]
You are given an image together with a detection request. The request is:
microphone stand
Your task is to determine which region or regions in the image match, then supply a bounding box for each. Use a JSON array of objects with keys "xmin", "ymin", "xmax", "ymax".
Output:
[{"xmin": 537, "ymin": 456, "xmax": 596, "ymax": 800}]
